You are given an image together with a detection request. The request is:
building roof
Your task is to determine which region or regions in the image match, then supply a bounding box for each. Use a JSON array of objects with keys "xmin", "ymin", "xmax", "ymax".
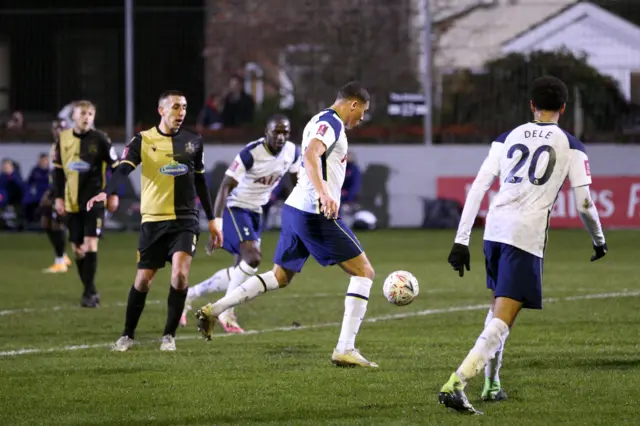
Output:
[{"xmin": 435, "ymin": 0, "xmax": 578, "ymax": 70}]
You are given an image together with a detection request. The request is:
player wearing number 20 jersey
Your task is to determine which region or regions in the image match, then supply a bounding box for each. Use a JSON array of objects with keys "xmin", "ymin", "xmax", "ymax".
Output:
[{"xmin": 439, "ymin": 76, "xmax": 607, "ymax": 415}]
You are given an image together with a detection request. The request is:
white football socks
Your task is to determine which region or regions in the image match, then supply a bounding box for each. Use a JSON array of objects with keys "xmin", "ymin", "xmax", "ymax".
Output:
[
  {"xmin": 456, "ymin": 317, "xmax": 510, "ymax": 385},
  {"xmin": 221, "ymin": 260, "xmax": 258, "ymax": 317},
  {"xmin": 336, "ymin": 276, "xmax": 373, "ymax": 353},
  {"xmin": 484, "ymin": 309, "xmax": 509, "ymax": 383},
  {"xmin": 188, "ymin": 266, "xmax": 232, "ymax": 300},
  {"xmin": 209, "ymin": 270, "xmax": 279, "ymax": 317},
  {"xmin": 55, "ymin": 256, "xmax": 65, "ymax": 265}
]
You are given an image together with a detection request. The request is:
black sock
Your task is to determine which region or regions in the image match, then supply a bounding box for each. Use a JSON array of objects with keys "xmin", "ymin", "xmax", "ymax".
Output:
[
  {"xmin": 163, "ymin": 286, "xmax": 188, "ymax": 337},
  {"xmin": 52, "ymin": 230, "xmax": 66, "ymax": 258},
  {"xmin": 75, "ymin": 257, "xmax": 85, "ymax": 285},
  {"xmin": 124, "ymin": 286, "xmax": 148, "ymax": 339},
  {"xmin": 82, "ymin": 252, "xmax": 98, "ymax": 295}
]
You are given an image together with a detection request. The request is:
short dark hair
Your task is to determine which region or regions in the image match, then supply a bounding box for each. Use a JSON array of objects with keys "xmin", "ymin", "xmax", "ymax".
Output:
[
  {"xmin": 530, "ymin": 76, "xmax": 568, "ymax": 111},
  {"xmin": 267, "ymin": 114, "xmax": 290, "ymax": 126},
  {"xmin": 158, "ymin": 90, "xmax": 185, "ymax": 104},
  {"xmin": 337, "ymin": 81, "xmax": 370, "ymax": 104}
]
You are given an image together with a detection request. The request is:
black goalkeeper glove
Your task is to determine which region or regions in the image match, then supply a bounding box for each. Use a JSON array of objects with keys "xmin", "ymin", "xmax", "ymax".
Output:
[
  {"xmin": 590, "ymin": 243, "xmax": 608, "ymax": 262},
  {"xmin": 448, "ymin": 243, "xmax": 470, "ymax": 277}
]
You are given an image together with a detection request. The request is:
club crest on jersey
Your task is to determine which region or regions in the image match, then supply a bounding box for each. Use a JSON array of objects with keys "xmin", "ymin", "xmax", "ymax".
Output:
[
  {"xmin": 67, "ymin": 160, "xmax": 91, "ymax": 172},
  {"xmin": 89, "ymin": 144, "xmax": 98, "ymax": 154},
  {"xmin": 185, "ymin": 141, "xmax": 195, "ymax": 154},
  {"xmin": 159, "ymin": 161, "xmax": 189, "ymax": 177}
]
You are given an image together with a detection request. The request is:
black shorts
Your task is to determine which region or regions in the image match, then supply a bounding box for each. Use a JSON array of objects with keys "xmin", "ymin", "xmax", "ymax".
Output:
[
  {"xmin": 137, "ymin": 218, "xmax": 200, "ymax": 270},
  {"xmin": 67, "ymin": 207, "xmax": 105, "ymax": 245}
]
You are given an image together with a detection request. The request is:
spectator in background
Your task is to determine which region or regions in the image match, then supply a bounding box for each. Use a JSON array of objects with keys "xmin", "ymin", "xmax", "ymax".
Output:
[
  {"xmin": 221, "ymin": 74, "xmax": 255, "ymax": 127},
  {"xmin": 0, "ymin": 158, "xmax": 26, "ymax": 229},
  {"xmin": 197, "ymin": 94, "xmax": 223, "ymax": 130},
  {"xmin": 341, "ymin": 152, "xmax": 362, "ymax": 207},
  {"xmin": 6, "ymin": 111, "xmax": 24, "ymax": 130},
  {"xmin": 23, "ymin": 153, "xmax": 51, "ymax": 223}
]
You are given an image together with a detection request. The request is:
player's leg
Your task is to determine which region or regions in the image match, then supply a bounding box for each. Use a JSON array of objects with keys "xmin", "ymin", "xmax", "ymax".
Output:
[
  {"xmin": 67, "ymin": 213, "xmax": 88, "ymax": 296},
  {"xmin": 41, "ymin": 207, "xmax": 69, "ymax": 273},
  {"xmin": 113, "ymin": 221, "xmax": 167, "ymax": 351},
  {"xmin": 482, "ymin": 296, "xmax": 509, "ymax": 402},
  {"xmin": 196, "ymin": 263, "xmax": 297, "ymax": 340},
  {"xmin": 79, "ymin": 237, "xmax": 99, "ymax": 306},
  {"xmin": 195, "ymin": 205, "xmax": 308, "ymax": 340},
  {"xmin": 160, "ymin": 251, "xmax": 193, "ymax": 351},
  {"xmin": 304, "ymin": 214, "xmax": 378, "ymax": 369},
  {"xmin": 160, "ymin": 220, "xmax": 199, "ymax": 350},
  {"xmin": 113, "ymin": 268, "xmax": 158, "ymax": 351},
  {"xmin": 182, "ymin": 207, "xmax": 259, "ymax": 329},
  {"xmin": 78, "ymin": 209, "xmax": 103, "ymax": 307},
  {"xmin": 439, "ymin": 242, "xmax": 541, "ymax": 414},
  {"xmin": 186, "ymin": 263, "xmax": 234, "ymax": 303},
  {"xmin": 181, "ymin": 260, "xmax": 235, "ymax": 327},
  {"xmin": 216, "ymin": 209, "xmax": 264, "ymax": 332}
]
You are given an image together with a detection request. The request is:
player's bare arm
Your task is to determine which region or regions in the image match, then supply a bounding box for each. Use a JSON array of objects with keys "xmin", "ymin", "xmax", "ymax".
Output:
[
  {"xmin": 213, "ymin": 175, "xmax": 238, "ymax": 221},
  {"xmin": 303, "ymin": 138, "xmax": 338, "ymax": 219}
]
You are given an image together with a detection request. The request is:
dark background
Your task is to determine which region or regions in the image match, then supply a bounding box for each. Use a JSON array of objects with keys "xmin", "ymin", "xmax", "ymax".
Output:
[{"xmin": 0, "ymin": 0, "xmax": 204, "ymax": 125}]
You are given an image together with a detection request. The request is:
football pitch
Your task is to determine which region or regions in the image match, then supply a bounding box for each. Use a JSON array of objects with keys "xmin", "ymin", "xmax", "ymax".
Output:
[{"xmin": 0, "ymin": 229, "xmax": 638, "ymax": 425}]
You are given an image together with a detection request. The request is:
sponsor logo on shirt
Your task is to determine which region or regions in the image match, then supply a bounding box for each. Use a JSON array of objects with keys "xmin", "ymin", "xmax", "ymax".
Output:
[
  {"xmin": 67, "ymin": 161, "xmax": 91, "ymax": 172},
  {"xmin": 159, "ymin": 161, "xmax": 189, "ymax": 177}
]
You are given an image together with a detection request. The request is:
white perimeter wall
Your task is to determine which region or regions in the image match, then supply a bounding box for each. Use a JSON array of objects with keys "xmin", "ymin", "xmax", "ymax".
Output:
[{"xmin": 3, "ymin": 143, "xmax": 639, "ymax": 226}]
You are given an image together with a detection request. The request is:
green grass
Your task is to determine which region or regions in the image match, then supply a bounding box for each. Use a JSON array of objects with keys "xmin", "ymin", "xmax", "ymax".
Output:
[{"xmin": 0, "ymin": 229, "xmax": 638, "ymax": 425}]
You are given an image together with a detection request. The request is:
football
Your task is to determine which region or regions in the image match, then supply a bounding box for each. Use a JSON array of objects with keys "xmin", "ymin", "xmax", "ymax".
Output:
[{"xmin": 382, "ymin": 270, "xmax": 419, "ymax": 306}]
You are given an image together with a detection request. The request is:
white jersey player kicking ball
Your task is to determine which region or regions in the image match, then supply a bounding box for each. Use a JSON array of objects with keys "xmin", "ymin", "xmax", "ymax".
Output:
[
  {"xmin": 439, "ymin": 76, "xmax": 608, "ymax": 415},
  {"xmin": 180, "ymin": 115, "xmax": 300, "ymax": 332},
  {"xmin": 195, "ymin": 81, "xmax": 379, "ymax": 368}
]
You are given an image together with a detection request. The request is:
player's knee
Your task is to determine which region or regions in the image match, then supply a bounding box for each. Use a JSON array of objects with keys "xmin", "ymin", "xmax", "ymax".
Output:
[
  {"xmin": 272, "ymin": 265, "xmax": 295, "ymax": 288},
  {"xmin": 84, "ymin": 237, "xmax": 98, "ymax": 252},
  {"xmin": 243, "ymin": 251, "xmax": 262, "ymax": 269},
  {"xmin": 134, "ymin": 270, "xmax": 154, "ymax": 292},
  {"xmin": 362, "ymin": 264, "xmax": 375, "ymax": 281},
  {"xmin": 72, "ymin": 245, "xmax": 85, "ymax": 258},
  {"xmin": 171, "ymin": 269, "xmax": 189, "ymax": 290}
]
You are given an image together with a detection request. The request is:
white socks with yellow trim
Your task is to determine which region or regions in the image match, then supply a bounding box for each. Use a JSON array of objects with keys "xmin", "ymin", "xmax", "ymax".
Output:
[
  {"xmin": 336, "ymin": 276, "xmax": 372, "ymax": 353},
  {"xmin": 456, "ymin": 317, "xmax": 510, "ymax": 385},
  {"xmin": 208, "ymin": 270, "xmax": 279, "ymax": 317}
]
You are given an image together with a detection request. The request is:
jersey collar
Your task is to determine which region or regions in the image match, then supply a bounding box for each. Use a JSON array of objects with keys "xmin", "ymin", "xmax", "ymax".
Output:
[
  {"xmin": 531, "ymin": 120, "xmax": 558, "ymax": 126},
  {"xmin": 262, "ymin": 138, "xmax": 277, "ymax": 156},
  {"xmin": 325, "ymin": 108, "xmax": 344, "ymax": 123},
  {"xmin": 156, "ymin": 125, "xmax": 181, "ymax": 137}
]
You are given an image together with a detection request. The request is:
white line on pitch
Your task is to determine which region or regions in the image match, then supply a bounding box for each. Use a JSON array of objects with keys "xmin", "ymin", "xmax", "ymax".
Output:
[
  {"xmin": 0, "ymin": 289, "xmax": 456, "ymax": 317},
  {"xmin": 0, "ymin": 290, "xmax": 638, "ymax": 357}
]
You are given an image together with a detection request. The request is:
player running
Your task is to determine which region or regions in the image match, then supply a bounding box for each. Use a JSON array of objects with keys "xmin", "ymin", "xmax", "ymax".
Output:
[
  {"xmin": 87, "ymin": 90, "xmax": 223, "ymax": 351},
  {"xmin": 439, "ymin": 76, "xmax": 608, "ymax": 415},
  {"xmin": 195, "ymin": 82, "xmax": 379, "ymax": 368},
  {"xmin": 180, "ymin": 115, "xmax": 300, "ymax": 332}
]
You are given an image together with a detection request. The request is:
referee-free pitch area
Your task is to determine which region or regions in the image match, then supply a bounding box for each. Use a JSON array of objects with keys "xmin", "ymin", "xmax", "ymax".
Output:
[{"xmin": 0, "ymin": 229, "xmax": 638, "ymax": 425}]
